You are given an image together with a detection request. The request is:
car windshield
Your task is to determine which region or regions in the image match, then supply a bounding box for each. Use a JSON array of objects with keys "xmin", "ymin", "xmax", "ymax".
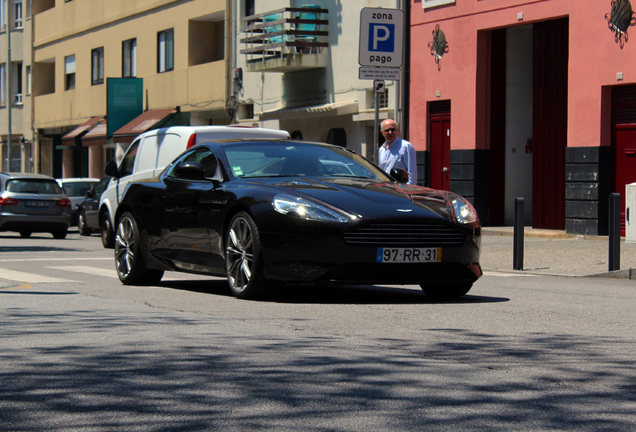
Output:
[
  {"xmin": 222, "ymin": 142, "xmax": 389, "ymax": 181},
  {"xmin": 61, "ymin": 181, "xmax": 97, "ymax": 197},
  {"xmin": 7, "ymin": 179, "xmax": 64, "ymax": 194}
]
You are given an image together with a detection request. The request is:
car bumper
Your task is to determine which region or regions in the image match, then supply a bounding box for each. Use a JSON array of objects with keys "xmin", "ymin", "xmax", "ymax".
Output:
[
  {"xmin": 0, "ymin": 213, "xmax": 71, "ymax": 233},
  {"xmin": 259, "ymin": 219, "xmax": 481, "ymax": 285}
]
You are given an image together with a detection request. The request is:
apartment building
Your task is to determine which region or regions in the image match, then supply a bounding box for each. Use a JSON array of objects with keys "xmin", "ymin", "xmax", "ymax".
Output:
[
  {"xmin": 234, "ymin": 0, "xmax": 406, "ymax": 166},
  {"xmin": 410, "ymin": 0, "xmax": 636, "ymax": 235},
  {"xmin": 32, "ymin": 0, "xmax": 231, "ymax": 178},
  {"xmin": 0, "ymin": 0, "xmax": 34, "ymax": 173}
]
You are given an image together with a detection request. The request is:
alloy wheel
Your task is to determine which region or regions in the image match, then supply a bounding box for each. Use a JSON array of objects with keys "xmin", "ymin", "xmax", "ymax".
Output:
[
  {"xmin": 226, "ymin": 216, "xmax": 255, "ymax": 292},
  {"xmin": 115, "ymin": 215, "xmax": 135, "ymax": 280}
]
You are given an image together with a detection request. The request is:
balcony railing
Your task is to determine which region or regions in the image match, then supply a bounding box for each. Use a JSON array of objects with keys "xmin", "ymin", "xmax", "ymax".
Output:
[{"xmin": 240, "ymin": 7, "xmax": 328, "ymax": 73}]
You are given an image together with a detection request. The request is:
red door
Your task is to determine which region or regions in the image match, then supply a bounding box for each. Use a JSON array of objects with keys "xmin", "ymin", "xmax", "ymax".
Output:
[
  {"xmin": 613, "ymin": 124, "xmax": 636, "ymax": 235},
  {"xmin": 429, "ymin": 103, "xmax": 450, "ymax": 191}
]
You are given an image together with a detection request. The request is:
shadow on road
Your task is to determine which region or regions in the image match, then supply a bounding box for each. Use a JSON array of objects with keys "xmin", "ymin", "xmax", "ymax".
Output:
[
  {"xmin": 159, "ymin": 279, "xmax": 510, "ymax": 305},
  {"xmin": 1, "ymin": 307, "xmax": 634, "ymax": 431}
]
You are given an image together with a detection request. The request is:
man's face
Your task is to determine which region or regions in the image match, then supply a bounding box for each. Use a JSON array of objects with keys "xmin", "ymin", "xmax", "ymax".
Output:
[{"xmin": 381, "ymin": 122, "xmax": 398, "ymax": 144}]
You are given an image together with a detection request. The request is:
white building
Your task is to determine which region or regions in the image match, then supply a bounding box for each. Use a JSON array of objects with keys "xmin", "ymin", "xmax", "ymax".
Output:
[{"xmin": 233, "ymin": 0, "xmax": 403, "ymax": 162}]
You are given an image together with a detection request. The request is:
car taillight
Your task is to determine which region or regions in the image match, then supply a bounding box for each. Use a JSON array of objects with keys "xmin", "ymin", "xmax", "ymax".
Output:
[
  {"xmin": 56, "ymin": 199, "xmax": 71, "ymax": 207},
  {"xmin": 186, "ymin": 133, "xmax": 197, "ymax": 149},
  {"xmin": 0, "ymin": 197, "xmax": 19, "ymax": 206}
]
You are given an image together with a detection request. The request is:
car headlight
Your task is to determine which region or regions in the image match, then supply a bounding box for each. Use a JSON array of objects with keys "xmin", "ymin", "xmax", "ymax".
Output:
[
  {"xmin": 273, "ymin": 194, "xmax": 353, "ymax": 223},
  {"xmin": 449, "ymin": 194, "xmax": 478, "ymax": 224}
]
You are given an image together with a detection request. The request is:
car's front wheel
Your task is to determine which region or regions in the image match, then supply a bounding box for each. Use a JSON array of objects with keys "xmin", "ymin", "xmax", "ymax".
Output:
[
  {"xmin": 420, "ymin": 282, "xmax": 472, "ymax": 299},
  {"xmin": 225, "ymin": 211, "xmax": 268, "ymax": 299},
  {"xmin": 78, "ymin": 211, "xmax": 92, "ymax": 236},
  {"xmin": 100, "ymin": 211, "xmax": 115, "ymax": 248},
  {"xmin": 114, "ymin": 212, "xmax": 163, "ymax": 285}
]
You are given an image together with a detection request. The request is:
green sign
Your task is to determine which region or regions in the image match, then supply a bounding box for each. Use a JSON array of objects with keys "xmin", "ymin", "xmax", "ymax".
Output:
[{"xmin": 107, "ymin": 78, "xmax": 143, "ymax": 137}]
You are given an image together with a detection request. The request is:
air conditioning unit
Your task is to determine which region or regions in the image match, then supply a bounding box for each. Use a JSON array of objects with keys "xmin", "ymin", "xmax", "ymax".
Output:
[{"xmin": 625, "ymin": 183, "xmax": 636, "ymax": 243}]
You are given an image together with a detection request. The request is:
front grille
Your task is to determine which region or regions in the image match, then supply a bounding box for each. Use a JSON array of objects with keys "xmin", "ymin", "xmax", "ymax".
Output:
[{"xmin": 344, "ymin": 222, "xmax": 466, "ymax": 246}]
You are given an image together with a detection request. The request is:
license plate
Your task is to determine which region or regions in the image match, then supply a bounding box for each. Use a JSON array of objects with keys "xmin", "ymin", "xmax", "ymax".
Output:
[
  {"xmin": 377, "ymin": 247, "xmax": 442, "ymax": 263},
  {"xmin": 25, "ymin": 201, "xmax": 49, "ymax": 208}
]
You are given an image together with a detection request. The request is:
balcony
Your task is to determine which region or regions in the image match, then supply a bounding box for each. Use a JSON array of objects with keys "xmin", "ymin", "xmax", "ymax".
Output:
[{"xmin": 240, "ymin": 7, "xmax": 328, "ymax": 73}]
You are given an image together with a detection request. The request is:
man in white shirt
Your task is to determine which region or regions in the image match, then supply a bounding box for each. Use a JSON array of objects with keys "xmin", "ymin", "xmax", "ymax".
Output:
[{"xmin": 378, "ymin": 119, "xmax": 418, "ymax": 185}]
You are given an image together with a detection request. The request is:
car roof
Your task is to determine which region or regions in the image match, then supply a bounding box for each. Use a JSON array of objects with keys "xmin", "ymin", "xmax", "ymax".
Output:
[
  {"xmin": 0, "ymin": 172, "xmax": 57, "ymax": 180},
  {"xmin": 57, "ymin": 177, "xmax": 100, "ymax": 183},
  {"xmin": 138, "ymin": 125, "xmax": 291, "ymax": 139}
]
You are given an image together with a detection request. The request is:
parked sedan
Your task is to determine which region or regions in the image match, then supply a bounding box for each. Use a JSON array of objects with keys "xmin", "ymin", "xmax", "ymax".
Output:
[
  {"xmin": 56, "ymin": 177, "xmax": 100, "ymax": 225},
  {"xmin": 76, "ymin": 176, "xmax": 111, "ymax": 236},
  {"xmin": 113, "ymin": 139, "xmax": 482, "ymax": 299},
  {"xmin": 0, "ymin": 172, "xmax": 72, "ymax": 238}
]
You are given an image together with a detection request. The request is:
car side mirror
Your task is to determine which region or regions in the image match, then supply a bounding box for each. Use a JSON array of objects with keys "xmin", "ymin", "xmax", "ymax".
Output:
[
  {"xmin": 174, "ymin": 162, "xmax": 206, "ymax": 181},
  {"xmin": 390, "ymin": 167, "xmax": 409, "ymax": 184},
  {"xmin": 104, "ymin": 161, "xmax": 119, "ymax": 178}
]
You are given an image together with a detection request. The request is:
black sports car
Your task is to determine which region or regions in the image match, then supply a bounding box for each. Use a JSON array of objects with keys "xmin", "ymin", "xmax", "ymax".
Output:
[{"xmin": 113, "ymin": 139, "xmax": 481, "ymax": 299}]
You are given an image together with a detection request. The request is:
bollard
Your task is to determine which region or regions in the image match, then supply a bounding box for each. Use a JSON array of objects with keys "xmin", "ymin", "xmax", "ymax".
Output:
[
  {"xmin": 513, "ymin": 197, "xmax": 525, "ymax": 271},
  {"xmin": 609, "ymin": 193, "xmax": 620, "ymax": 272}
]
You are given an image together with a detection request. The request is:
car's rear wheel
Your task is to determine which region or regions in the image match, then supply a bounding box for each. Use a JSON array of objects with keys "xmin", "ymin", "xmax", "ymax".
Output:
[
  {"xmin": 52, "ymin": 229, "xmax": 68, "ymax": 239},
  {"xmin": 19, "ymin": 231, "xmax": 31, "ymax": 238},
  {"xmin": 420, "ymin": 282, "xmax": 472, "ymax": 299},
  {"xmin": 101, "ymin": 211, "xmax": 115, "ymax": 248},
  {"xmin": 78, "ymin": 211, "xmax": 92, "ymax": 236},
  {"xmin": 114, "ymin": 212, "xmax": 163, "ymax": 285},
  {"xmin": 225, "ymin": 211, "xmax": 268, "ymax": 299}
]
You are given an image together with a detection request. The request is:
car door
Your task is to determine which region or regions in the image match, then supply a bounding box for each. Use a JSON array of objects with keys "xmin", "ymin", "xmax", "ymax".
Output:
[
  {"xmin": 159, "ymin": 147, "xmax": 228, "ymax": 271},
  {"xmin": 85, "ymin": 177, "xmax": 110, "ymax": 227}
]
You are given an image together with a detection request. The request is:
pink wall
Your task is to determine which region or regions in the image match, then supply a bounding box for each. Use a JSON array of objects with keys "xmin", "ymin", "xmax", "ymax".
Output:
[{"xmin": 409, "ymin": 0, "xmax": 636, "ymax": 151}]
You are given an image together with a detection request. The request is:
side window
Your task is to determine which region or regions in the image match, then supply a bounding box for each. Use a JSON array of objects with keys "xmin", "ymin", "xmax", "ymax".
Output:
[
  {"xmin": 119, "ymin": 140, "xmax": 140, "ymax": 177},
  {"xmin": 168, "ymin": 148, "xmax": 219, "ymax": 180}
]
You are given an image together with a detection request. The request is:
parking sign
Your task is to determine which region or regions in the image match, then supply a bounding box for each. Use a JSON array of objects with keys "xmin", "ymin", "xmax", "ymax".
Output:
[{"xmin": 359, "ymin": 8, "xmax": 404, "ymax": 68}]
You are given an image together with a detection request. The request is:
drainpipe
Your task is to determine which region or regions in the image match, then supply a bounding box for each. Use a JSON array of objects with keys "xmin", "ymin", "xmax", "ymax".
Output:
[{"xmin": 6, "ymin": 0, "xmax": 12, "ymax": 171}]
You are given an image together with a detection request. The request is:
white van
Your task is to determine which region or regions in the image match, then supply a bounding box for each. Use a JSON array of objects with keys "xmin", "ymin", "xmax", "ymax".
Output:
[{"xmin": 98, "ymin": 125, "xmax": 290, "ymax": 247}]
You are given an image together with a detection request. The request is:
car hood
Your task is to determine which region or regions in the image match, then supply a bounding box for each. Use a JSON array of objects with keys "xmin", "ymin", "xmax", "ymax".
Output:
[{"xmin": 242, "ymin": 177, "xmax": 453, "ymax": 221}]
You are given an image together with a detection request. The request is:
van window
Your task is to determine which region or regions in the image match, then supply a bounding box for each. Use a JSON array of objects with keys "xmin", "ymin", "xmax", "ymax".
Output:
[{"xmin": 119, "ymin": 140, "xmax": 140, "ymax": 177}]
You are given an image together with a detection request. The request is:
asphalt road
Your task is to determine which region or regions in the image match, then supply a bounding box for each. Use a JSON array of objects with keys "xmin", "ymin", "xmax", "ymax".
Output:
[{"xmin": 1, "ymin": 231, "xmax": 635, "ymax": 431}]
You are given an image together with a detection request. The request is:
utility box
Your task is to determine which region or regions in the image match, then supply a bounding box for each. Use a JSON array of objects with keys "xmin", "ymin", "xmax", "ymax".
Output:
[{"xmin": 626, "ymin": 183, "xmax": 636, "ymax": 243}]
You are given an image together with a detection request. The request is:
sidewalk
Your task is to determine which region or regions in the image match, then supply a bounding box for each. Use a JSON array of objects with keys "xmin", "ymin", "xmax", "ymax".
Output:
[{"xmin": 480, "ymin": 227, "xmax": 636, "ymax": 278}]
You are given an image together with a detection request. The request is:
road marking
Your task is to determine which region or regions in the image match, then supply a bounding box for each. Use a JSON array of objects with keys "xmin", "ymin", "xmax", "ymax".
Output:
[
  {"xmin": 0, "ymin": 268, "xmax": 76, "ymax": 283},
  {"xmin": 48, "ymin": 266, "xmax": 116, "ymax": 278},
  {"xmin": 484, "ymin": 271, "xmax": 537, "ymax": 278},
  {"xmin": 48, "ymin": 266, "xmax": 215, "ymax": 282}
]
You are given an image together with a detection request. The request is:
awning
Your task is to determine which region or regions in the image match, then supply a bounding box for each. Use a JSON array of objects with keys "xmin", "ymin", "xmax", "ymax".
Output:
[
  {"xmin": 112, "ymin": 107, "xmax": 179, "ymax": 143},
  {"xmin": 62, "ymin": 116, "xmax": 105, "ymax": 144},
  {"xmin": 259, "ymin": 101, "xmax": 358, "ymax": 121},
  {"xmin": 82, "ymin": 121, "xmax": 108, "ymax": 147}
]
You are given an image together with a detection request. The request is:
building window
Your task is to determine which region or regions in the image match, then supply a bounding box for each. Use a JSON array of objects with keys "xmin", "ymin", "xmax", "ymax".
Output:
[
  {"xmin": 0, "ymin": 0, "xmax": 7, "ymax": 31},
  {"xmin": 423, "ymin": 0, "xmax": 455, "ymax": 9},
  {"xmin": 122, "ymin": 38, "xmax": 137, "ymax": 78},
  {"xmin": 64, "ymin": 55, "xmax": 76, "ymax": 90},
  {"xmin": 244, "ymin": 0, "xmax": 254, "ymax": 18},
  {"xmin": 157, "ymin": 29, "xmax": 174, "ymax": 73},
  {"xmin": 367, "ymin": 88, "xmax": 389, "ymax": 109},
  {"xmin": 13, "ymin": 61, "xmax": 22, "ymax": 104},
  {"xmin": 0, "ymin": 63, "xmax": 6, "ymax": 106},
  {"xmin": 91, "ymin": 47, "xmax": 104, "ymax": 85},
  {"xmin": 25, "ymin": 65, "xmax": 30, "ymax": 95},
  {"xmin": 13, "ymin": 0, "xmax": 22, "ymax": 29}
]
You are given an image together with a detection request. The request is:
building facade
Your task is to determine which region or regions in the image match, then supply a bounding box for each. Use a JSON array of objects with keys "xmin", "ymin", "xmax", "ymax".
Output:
[
  {"xmin": 1, "ymin": 0, "xmax": 34, "ymax": 173},
  {"xmin": 410, "ymin": 0, "xmax": 636, "ymax": 235},
  {"xmin": 32, "ymin": 0, "xmax": 232, "ymax": 179}
]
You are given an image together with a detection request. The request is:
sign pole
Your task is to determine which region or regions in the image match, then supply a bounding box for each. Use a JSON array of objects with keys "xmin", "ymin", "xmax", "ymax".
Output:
[{"xmin": 374, "ymin": 91, "xmax": 379, "ymax": 164}]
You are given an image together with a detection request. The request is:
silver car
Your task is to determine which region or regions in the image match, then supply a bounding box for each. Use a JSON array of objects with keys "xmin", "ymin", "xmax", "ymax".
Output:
[{"xmin": 0, "ymin": 173, "xmax": 72, "ymax": 239}]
